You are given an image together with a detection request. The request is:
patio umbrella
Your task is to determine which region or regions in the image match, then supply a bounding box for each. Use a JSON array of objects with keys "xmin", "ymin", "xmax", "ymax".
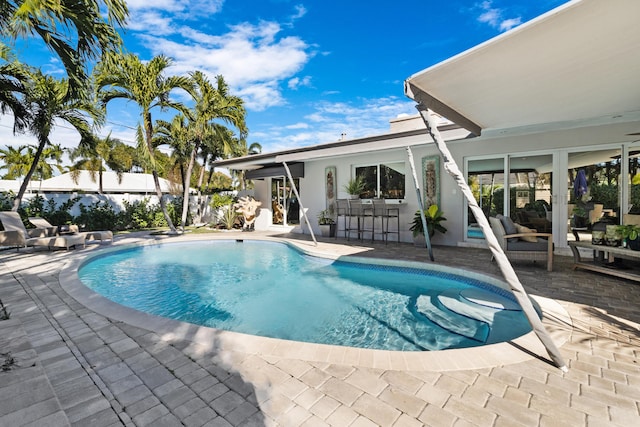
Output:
[{"xmin": 574, "ymin": 169, "xmax": 588, "ymax": 199}]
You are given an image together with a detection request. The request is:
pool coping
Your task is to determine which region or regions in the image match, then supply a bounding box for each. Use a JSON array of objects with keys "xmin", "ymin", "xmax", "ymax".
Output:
[{"xmin": 59, "ymin": 234, "xmax": 573, "ymax": 371}]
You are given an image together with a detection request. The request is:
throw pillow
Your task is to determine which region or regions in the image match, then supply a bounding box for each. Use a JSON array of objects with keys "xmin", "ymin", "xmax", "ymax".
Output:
[
  {"xmin": 515, "ymin": 224, "xmax": 538, "ymax": 242},
  {"xmin": 497, "ymin": 214, "xmax": 519, "ymax": 242}
]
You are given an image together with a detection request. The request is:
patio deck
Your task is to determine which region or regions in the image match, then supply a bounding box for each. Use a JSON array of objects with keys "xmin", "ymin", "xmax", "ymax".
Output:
[{"xmin": 1, "ymin": 231, "xmax": 638, "ymax": 426}]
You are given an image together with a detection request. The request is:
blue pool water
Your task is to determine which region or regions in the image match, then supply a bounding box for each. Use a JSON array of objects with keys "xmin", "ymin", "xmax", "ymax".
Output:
[{"xmin": 78, "ymin": 240, "xmax": 534, "ymax": 351}]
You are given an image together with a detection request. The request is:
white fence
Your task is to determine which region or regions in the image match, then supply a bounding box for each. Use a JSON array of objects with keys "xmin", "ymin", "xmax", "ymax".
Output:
[{"xmin": 18, "ymin": 192, "xmax": 216, "ymax": 224}]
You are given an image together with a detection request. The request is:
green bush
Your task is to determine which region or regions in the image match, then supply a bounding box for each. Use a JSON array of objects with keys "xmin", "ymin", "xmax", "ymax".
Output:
[
  {"xmin": 121, "ymin": 198, "xmax": 155, "ymax": 229},
  {"xmin": 1, "ymin": 193, "xmax": 186, "ymax": 231},
  {"xmin": 76, "ymin": 201, "xmax": 117, "ymax": 231},
  {"xmin": 210, "ymin": 193, "xmax": 234, "ymax": 209},
  {"xmin": 0, "ymin": 192, "xmax": 12, "ymax": 211},
  {"xmin": 43, "ymin": 197, "xmax": 78, "ymax": 226}
]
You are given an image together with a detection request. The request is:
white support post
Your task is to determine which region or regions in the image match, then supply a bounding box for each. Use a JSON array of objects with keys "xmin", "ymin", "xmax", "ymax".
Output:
[
  {"xmin": 282, "ymin": 161, "xmax": 317, "ymax": 246},
  {"xmin": 416, "ymin": 105, "xmax": 567, "ymax": 372}
]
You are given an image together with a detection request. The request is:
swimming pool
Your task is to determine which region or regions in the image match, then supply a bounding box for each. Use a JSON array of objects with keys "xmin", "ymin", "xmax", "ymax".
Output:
[{"xmin": 78, "ymin": 240, "xmax": 535, "ymax": 351}]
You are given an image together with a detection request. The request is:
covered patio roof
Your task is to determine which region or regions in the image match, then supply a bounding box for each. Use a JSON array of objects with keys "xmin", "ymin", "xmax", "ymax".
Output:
[{"xmin": 405, "ymin": 0, "xmax": 640, "ymax": 138}]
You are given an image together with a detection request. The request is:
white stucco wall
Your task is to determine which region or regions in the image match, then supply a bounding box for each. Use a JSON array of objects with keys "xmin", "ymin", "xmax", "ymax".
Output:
[{"xmin": 242, "ymin": 116, "xmax": 640, "ymax": 248}]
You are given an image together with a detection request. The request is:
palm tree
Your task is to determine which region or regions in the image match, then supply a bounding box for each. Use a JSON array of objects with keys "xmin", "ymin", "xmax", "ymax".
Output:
[
  {"xmin": 236, "ymin": 141, "xmax": 262, "ymax": 190},
  {"xmin": 155, "ymin": 114, "xmax": 193, "ymax": 195},
  {"xmin": 0, "ymin": 52, "xmax": 29, "ymax": 132},
  {"xmin": 28, "ymin": 143, "xmax": 64, "ymax": 181},
  {"xmin": 0, "ymin": 0, "xmax": 128, "ymax": 95},
  {"xmin": 96, "ymin": 53, "xmax": 193, "ymax": 233},
  {"xmin": 179, "ymin": 72, "xmax": 246, "ymax": 229},
  {"xmin": 11, "ymin": 69, "xmax": 101, "ymax": 211},
  {"xmin": 68, "ymin": 133, "xmax": 132, "ymax": 193},
  {"xmin": 248, "ymin": 142, "xmax": 262, "ymax": 155},
  {"xmin": 0, "ymin": 144, "xmax": 30, "ymax": 179}
]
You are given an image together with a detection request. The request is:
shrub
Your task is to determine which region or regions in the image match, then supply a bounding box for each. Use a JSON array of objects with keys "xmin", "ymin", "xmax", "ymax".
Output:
[
  {"xmin": 76, "ymin": 201, "xmax": 117, "ymax": 231},
  {"xmin": 210, "ymin": 193, "xmax": 234, "ymax": 209},
  {"xmin": 43, "ymin": 197, "xmax": 78, "ymax": 226}
]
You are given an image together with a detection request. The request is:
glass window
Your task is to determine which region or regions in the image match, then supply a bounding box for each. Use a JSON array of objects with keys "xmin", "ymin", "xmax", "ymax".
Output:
[{"xmin": 354, "ymin": 162, "xmax": 405, "ymax": 199}]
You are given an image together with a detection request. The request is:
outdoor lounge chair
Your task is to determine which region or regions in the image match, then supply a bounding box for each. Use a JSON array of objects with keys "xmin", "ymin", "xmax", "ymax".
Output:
[
  {"xmin": 489, "ymin": 215, "xmax": 553, "ymax": 271},
  {"xmin": 28, "ymin": 217, "xmax": 113, "ymax": 244},
  {"xmin": 0, "ymin": 211, "xmax": 86, "ymax": 250}
]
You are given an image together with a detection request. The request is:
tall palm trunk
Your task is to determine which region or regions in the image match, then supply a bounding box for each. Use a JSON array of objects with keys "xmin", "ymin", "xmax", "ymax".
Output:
[
  {"xmin": 145, "ymin": 114, "xmax": 176, "ymax": 233},
  {"xmin": 12, "ymin": 138, "xmax": 46, "ymax": 211},
  {"xmin": 99, "ymin": 162, "xmax": 104, "ymax": 194},
  {"xmin": 195, "ymin": 153, "xmax": 208, "ymax": 224},
  {"xmin": 180, "ymin": 143, "xmax": 200, "ymax": 230}
]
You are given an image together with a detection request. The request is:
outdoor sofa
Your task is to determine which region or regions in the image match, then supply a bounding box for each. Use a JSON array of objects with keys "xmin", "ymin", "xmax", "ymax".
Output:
[
  {"xmin": 28, "ymin": 217, "xmax": 113, "ymax": 244},
  {"xmin": 0, "ymin": 211, "xmax": 86, "ymax": 250}
]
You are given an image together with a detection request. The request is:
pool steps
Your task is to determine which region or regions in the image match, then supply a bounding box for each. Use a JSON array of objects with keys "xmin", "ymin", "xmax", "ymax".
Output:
[{"xmin": 415, "ymin": 289, "xmax": 523, "ymax": 343}]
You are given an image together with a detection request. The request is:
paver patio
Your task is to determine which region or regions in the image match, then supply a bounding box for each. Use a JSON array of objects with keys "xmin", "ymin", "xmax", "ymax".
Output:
[{"xmin": 0, "ymin": 231, "xmax": 638, "ymax": 426}]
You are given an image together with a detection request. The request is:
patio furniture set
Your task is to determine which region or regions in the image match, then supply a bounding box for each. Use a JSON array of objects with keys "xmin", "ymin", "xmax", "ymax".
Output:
[
  {"xmin": 488, "ymin": 215, "xmax": 554, "ymax": 271},
  {"xmin": 0, "ymin": 212, "xmax": 112, "ymax": 250}
]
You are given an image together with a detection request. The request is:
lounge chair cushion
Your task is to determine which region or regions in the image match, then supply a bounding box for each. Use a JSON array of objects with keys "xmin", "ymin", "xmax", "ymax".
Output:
[
  {"xmin": 514, "ymin": 224, "xmax": 538, "ymax": 242},
  {"xmin": 497, "ymin": 214, "xmax": 518, "ymax": 242},
  {"xmin": 506, "ymin": 237, "xmax": 549, "ymax": 251}
]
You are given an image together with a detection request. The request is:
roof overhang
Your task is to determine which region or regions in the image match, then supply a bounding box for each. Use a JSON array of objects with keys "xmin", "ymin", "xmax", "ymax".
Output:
[
  {"xmin": 405, "ymin": 0, "xmax": 640, "ymax": 138},
  {"xmin": 213, "ymin": 125, "xmax": 472, "ymax": 171}
]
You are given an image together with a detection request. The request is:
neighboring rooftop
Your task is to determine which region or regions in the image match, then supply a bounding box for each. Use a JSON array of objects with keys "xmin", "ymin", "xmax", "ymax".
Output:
[{"xmin": 0, "ymin": 171, "xmax": 181, "ymax": 194}]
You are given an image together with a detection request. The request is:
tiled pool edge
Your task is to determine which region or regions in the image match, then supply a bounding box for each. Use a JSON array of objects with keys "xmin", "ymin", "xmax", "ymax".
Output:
[{"xmin": 59, "ymin": 234, "xmax": 573, "ymax": 371}]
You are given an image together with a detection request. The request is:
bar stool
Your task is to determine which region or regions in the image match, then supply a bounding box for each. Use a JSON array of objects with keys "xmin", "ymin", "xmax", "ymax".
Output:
[
  {"xmin": 373, "ymin": 199, "xmax": 400, "ymax": 244},
  {"xmin": 372, "ymin": 199, "xmax": 387, "ymax": 242},
  {"xmin": 346, "ymin": 200, "xmax": 363, "ymax": 240},
  {"xmin": 335, "ymin": 199, "xmax": 350, "ymax": 239},
  {"xmin": 359, "ymin": 200, "xmax": 375, "ymax": 241}
]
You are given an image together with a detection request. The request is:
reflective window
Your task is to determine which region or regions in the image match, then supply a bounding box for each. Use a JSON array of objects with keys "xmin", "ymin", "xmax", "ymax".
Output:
[{"xmin": 354, "ymin": 162, "xmax": 405, "ymax": 199}]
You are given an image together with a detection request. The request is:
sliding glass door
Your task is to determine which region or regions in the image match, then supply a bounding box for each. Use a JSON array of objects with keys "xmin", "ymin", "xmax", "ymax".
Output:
[{"xmin": 271, "ymin": 177, "xmax": 300, "ymax": 226}]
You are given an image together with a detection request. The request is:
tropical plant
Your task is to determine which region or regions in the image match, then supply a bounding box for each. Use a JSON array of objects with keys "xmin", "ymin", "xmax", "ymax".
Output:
[
  {"xmin": 210, "ymin": 193, "xmax": 234, "ymax": 209},
  {"xmin": 155, "ymin": 114, "xmax": 193, "ymax": 192},
  {"xmin": 410, "ymin": 204, "xmax": 447, "ymax": 238},
  {"xmin": 220, "ymin": 203, "xmax": 238, "ymax": 230},
  {"xmin": 96, "ymin": 53, "xmax": 193, "ymax": 233},
  {"xmin": 11, "ymin": 69, "xmax": 102, "ymax": 211},
  {"xmin": 180, "ymin": 72, "xmax": 246, "ymax": 228},
  {"xmin": 68, "ymin": 133, "xmax": 132, "ymax": 193},
  {"xmin": 28, "ymin": 143, "xmax": 64, "ymax": 181},
  {"xmin": 317, "ymin": 209, "xmax": 335, "ymax": 225},
  {"xmin": 344, "ymin": 176, "xmax": 365, "ymax": 196},
  {"xmin": 616, "ymin": 224, "xmax": 640, "ymax": 241},
  {"xmin": 0, "ymin": 58, "xmax": 29, "ymax": 133},
  {"xmin": 0, "ymin": 145, "xmax": 30, "ymax": 179},
  {"xmin": 0, "ymin": 0, "xmax": 128, "ymax": 95}
]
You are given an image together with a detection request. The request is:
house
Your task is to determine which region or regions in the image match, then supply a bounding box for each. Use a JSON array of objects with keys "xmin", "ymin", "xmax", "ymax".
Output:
[{"xmin": 213, "ymin": 0, "xmax": 640, "ymax": 252}]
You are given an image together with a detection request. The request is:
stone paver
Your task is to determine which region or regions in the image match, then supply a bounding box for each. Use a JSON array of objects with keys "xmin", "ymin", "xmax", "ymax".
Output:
[{"xmin": 0, "ymin": 231, "xmax": 639, "ymax": 426}]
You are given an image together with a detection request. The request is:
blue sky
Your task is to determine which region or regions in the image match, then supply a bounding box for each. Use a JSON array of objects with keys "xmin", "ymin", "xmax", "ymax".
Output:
[{"xmin": 2, "ymin": 0, "xmax": 567, "ymax": 159}]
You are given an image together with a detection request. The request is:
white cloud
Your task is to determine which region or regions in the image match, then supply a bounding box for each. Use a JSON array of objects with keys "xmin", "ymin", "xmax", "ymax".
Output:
[
  {"xmin": 291, "ymin": 5, "xmax": 307, "ymax": 20},
  {"xmin": 135, "ymin": 20, "xmax": 312, "ymax": 111},
  {"xmin": 257, "ymin": 96, "xmax": 417, "ymax": 152},
  {"xmin": 288, "ymin": 76, "xmax": 312, "ymax": 90},
  {"xmin": 476, "ymin": 1, "xmax": 522, "ymax": 32},
  {"xmin": 285, "ymin": 122, "xmax": 309, "ymax": 130},
  {"xmin": 125, "ymin": 0, "xmax": 224, "ymax": 17},
  {"xmin": 127, "ymin": 10, "xmax": 177, "ymax": 35},
  {"xmin": 499, "ymin": 17, "xmax": 522, "ymax": 31},
  {"xmin": 235, "ymin": 82, "xmax": 285, "ymax": 111}
]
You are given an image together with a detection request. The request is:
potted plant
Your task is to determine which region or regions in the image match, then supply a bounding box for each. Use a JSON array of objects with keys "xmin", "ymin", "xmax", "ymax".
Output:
[
  {"xmin": 317, "ymin": 209, "xmax": 336, "ymax": 237},
  {"xmin": 410, "ymin": 204, "xmax": 447, "ymax": 246},
  {"xmin": 572, "ymin": 202, "xmax": 589, "ymax": 228},
  {"xmin": 617, "ymin": 224, "xmax": 640, "ymax": 250},
  {"xmin": 343, "ymin": 176, "xmax": 365, "ymax": 199}
]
